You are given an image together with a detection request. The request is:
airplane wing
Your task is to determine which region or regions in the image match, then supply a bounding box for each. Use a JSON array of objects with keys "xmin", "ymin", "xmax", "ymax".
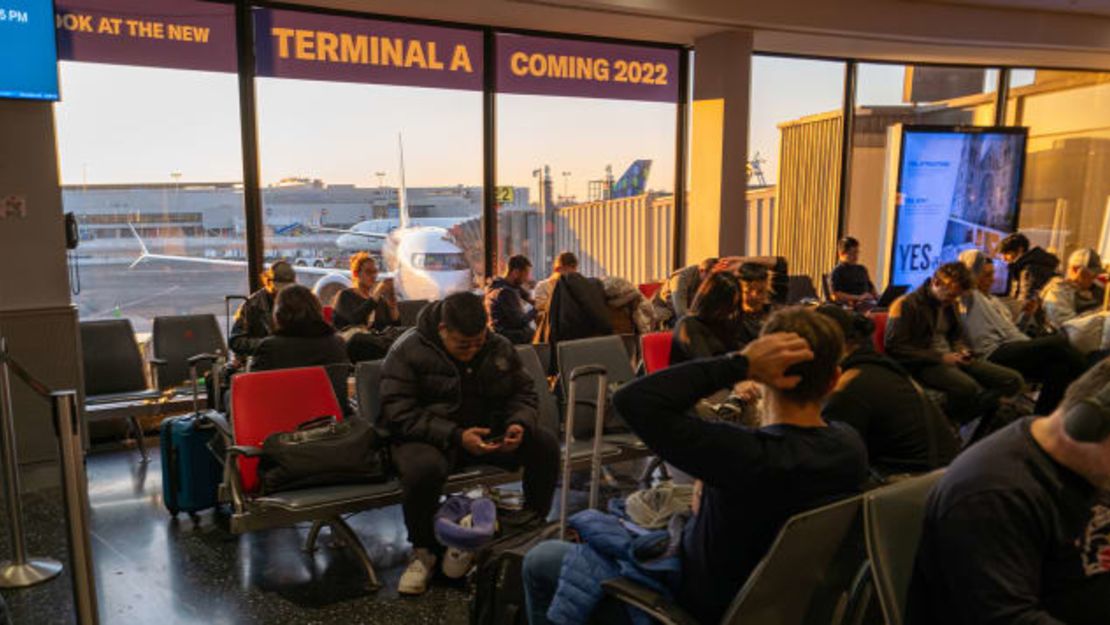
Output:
[
  {"xmin": 126, "ymin": 223, "xmax": 388, "ymax": 277},
  {"xmin": 312, "ymin": 225, "xmax": 389, "ymax": 239}
]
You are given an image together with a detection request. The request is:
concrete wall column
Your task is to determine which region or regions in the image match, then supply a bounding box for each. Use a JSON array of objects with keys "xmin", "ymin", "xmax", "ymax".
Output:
[
  {"xmin": 687, "ymin": 29, "xmax": 752, "ymax": 265},
  {"xmin": 0, "ymin": 100, "xmax": 79, "ymax": 488}
]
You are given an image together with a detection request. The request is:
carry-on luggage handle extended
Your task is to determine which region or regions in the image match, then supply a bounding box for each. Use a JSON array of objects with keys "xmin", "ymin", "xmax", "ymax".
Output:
[
  {"xmin": 187, "ymin": 352, "xmax": 223, "ymax": 415},
  {"xmin": 559, "ymin": 364, "xmax": 608, "ymax": 540},
  {"xmin": 224, "ymin": 295, "xmax": 248, "ymax": 338}
]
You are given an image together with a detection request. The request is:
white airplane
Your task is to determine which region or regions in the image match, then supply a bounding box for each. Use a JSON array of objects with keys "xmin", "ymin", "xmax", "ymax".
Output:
[
  {"xmin": 328, "ymin": 216, "xmax": 466, "ymax": 252},
  {"xmin": 129, "ymin": 134, "xmax": 477, "ymax": 304},
  {"xmin": 309, "ymin": 136, "xmax": 474, "ymax": 302}
]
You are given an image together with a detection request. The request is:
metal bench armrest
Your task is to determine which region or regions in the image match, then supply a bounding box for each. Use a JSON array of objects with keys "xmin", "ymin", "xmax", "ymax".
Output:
[
  {"xmin": 601, "ymin": 578, "xmax": 699, "ymax": 625},
  {"xmin": 223, "ymin": 445, "xmax": 262, "ymax": 513},
  {"xmin": 187, "ymin": 353, "xmax": 220, "ymax": 365},
  {"xmin": 227, "ymin": 445, "xmax": 263, "ymax": 458}
]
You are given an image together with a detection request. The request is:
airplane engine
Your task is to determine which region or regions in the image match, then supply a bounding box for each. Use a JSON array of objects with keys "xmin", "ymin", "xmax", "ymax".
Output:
[{"xmin": 312, "ymin": 273, "xmax": 352, "ymax": 308}]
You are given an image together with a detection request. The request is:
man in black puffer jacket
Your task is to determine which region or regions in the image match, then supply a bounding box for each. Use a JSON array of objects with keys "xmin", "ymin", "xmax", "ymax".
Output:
[{"xmin": 381, "ymin": 292, "xmax": 560, "ymax": 596}]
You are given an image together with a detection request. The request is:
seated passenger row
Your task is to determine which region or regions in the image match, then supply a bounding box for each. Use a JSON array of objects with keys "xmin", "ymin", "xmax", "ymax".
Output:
[{"xmin": 87, "ymin": 235, "xmax": 1108, "ymax": 625}]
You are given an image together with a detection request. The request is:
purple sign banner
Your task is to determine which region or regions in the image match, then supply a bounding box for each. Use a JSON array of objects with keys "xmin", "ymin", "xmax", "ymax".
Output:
[
  {"xmin": 496, "ymin": 33, "xmax": 678, "ymax": 103},
  {"xmin": 55, "ymin": 0, "xmax": 236, "ymax": 73},
  {"xmin": 253, "ymin": 9, "xmax": 482, "ymax": 91}
]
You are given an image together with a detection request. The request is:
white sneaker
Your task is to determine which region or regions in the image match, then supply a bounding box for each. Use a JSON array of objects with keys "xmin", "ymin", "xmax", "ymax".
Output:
[
  {"xmin": 442, "ymin": 547, "xmax": 475, "ymax": 579},
  {"xmin": 441, "ymin": 514, "xmax": 476, "ymax": 579},
  {"xmin": 398, "ymin": 548, "xmax": 437, "ymax": 595}
]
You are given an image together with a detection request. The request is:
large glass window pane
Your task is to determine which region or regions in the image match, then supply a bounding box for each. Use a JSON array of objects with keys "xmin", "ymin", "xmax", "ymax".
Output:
[
  {"xmin": 748, "ymin": 55, "xmax": 845, "ymax": 277},
  {"xmin": 846, "ymin": 63, "xmax": 997, "ymax": 282},
  {"xmin": 1006, "ymin": 69, "xmax": 1110, "ymax": 262},
  {"xmin": 495, "ymin": 34, "xmax": 679, "ymax": 287},
  {"xmin": 54, "ymin": 1, "xmax": 244, "ymax": 335},
  {"xmin": 254, "ymin": 9, "xmax": 483, "ymax": 304}
]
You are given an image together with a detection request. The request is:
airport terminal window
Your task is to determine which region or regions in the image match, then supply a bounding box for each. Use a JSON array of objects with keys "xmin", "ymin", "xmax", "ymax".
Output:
[
  {"xmin": 53, "ymin": 3, "xmax": 246, "ymax": 335},
  {"xmin": 253, "ymin": 9, "xmax": 483, "ymax": 304},
  {"xmin": 748, "ymin": 55, "xmax": 846, "ymax": 262},
  {"xmin": 494, "ymin": 34, "xmax": 680, "ymax": 286},
  {"xmin": 1004, "ymin": 69, "xmax": 1110, "ymax": 263},
  {"xmin": 842, "ymin": 63, "xmax": 998, "ymax": 280}
]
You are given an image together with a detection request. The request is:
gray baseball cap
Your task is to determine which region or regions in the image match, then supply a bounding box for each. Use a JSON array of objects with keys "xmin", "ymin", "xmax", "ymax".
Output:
[{"xmin": 1068, "ymin": 248, "xmax": 1102, "ymax": 272}]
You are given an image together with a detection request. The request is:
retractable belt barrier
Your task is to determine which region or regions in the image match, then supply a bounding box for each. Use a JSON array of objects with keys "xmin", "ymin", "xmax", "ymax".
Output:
[{"xmin": 0, "ymin": 337, "xmax": 99, "ymax": 625}]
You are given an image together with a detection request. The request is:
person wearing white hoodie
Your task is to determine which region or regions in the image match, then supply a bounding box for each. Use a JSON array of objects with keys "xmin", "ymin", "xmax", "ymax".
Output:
[{"xmin": 959, "ymin": 249, "xmax": 1085, "ymax": 415}]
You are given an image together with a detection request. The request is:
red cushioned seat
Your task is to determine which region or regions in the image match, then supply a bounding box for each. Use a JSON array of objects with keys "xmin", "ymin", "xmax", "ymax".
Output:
[
  {"xmin": 641, "ymin": 331, "xmax": 673, "ymax": 374},
  {"xmin": 870, "ymin": 311, "xmax": 889, "ymax": 355},
  {"xmin": 231, "ymin": 367, "xmax": 343, "ymax": 494},
  {"xmin": 638, "ymin": 282, "xmax": 662, "ymax": 299}
]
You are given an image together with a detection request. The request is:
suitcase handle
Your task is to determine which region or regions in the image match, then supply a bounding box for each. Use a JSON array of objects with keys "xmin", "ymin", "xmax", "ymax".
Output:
[
  {"xmin": 188, "ymin": 352, "xmax": 222, "ymax": 415},
  {"xmin": 559, "ymin": 365, "xmax": 608, "ymax": 540}
]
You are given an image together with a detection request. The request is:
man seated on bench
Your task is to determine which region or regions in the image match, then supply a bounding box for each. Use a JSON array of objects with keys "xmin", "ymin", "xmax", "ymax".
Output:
[
  {"xmin": 382, "ymin": 291, "xmax": 560, "ymax": 596},
  {"xmin": 908, "ymin": 360, "xmax": 1110, "ymax": 625},
  {"xmin": 885, "ymin": 262, "xmax": 1024, "ymax": 431},
  {"xmin": 522, "ymin": 308, "xmax": 868, "ymax": 625},
  {"xmin": 229, "ymin": 260, "xmax": 296, "ymax": 362}
]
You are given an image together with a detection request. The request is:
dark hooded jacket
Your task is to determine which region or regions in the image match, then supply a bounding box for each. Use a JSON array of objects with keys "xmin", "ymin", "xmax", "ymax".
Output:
[
  {"xmin": 485, "ymin": 277, "xmax": 535, "ymax": 344},
  {"xmin": 670, "ymin": 315, "xmax": 739, "ymax": 364},
  {"xmin": 1007, "ymin": 246, "xmax": 1059, "ymax": 304},
  {"xmin": 380, "ymin": 300, "xmax": 539, "ymax": 450},
  {"xmin": 884, "ymin": 283, "xmax": 968, "ymax": 371},
  {"xmin": 229, "ymin": 288, "xmax": 275, "ymax": 358},
  {"xmin": 534, "ymin": 272, "xmax": 613, "ymax": 346},
  {"xmin": 822, "ymin": 346, "xmax": 959, "ymax": 474}
]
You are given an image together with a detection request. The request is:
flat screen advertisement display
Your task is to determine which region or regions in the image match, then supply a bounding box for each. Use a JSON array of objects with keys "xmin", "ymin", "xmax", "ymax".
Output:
[
  {"xmin": 0, "ymin": 0, "xmax": 59, "ymax": 100},
  {"xmin": 888, "ymin": 126, "xmax": 1027, "ymax": 293}
]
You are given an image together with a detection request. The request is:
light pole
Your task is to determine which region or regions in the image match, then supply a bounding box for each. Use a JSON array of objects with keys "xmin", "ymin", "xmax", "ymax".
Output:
[{"xmin": 561, "ymin": 171, "xmax": 571, "ymax": 203}]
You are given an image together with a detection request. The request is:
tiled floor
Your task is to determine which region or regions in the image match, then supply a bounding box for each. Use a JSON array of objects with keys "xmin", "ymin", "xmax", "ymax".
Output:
[
  {"xmin": 2, "ymin": 443, "xmax": 470, "ymax": 625},
  {"xmin": 0, "ymin": 441, "xmax": 632, "ymax": 624}
]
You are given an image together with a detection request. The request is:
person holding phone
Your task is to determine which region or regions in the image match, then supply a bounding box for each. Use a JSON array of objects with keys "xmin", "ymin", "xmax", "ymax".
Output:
[
  {"xmin": 332, "ymin": 252, "xmax": 401, "ymax": 332},
  {"xmin": 381, "ymin": 292, "xmax": 559, "ymax": 596},
  {"xmin": 885, "ymin": 262, "xmax": 1024, "ymax": 431}
]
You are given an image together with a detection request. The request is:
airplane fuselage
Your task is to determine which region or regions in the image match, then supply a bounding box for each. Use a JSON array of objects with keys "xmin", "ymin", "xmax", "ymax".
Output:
[{"xmin": 381, "ymin": 226, "xmax": 473, "ymax": 301}]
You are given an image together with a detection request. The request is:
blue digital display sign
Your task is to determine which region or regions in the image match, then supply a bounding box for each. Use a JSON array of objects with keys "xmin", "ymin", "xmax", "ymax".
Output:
[
  {"xmin": 0, "ymin": 0, "xmax": 59, "ymax": 101},
  {"xmin": 889, "ymin": 126, "xmax": 1027, "ymax": 293}
]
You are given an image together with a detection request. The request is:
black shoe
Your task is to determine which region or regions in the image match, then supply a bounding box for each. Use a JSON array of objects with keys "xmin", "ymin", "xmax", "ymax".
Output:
[{"xmin": 499, "ymin": 508, "xmax": 545, "ymax": 532}]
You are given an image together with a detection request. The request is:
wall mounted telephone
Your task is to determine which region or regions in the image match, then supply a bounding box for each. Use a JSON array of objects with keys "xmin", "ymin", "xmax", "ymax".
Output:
[{"xmin": 64, "ymin": 212, "xmax": 79, "ymax": 250}]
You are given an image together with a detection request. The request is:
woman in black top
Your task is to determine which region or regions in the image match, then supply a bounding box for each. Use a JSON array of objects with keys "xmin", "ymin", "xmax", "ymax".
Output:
[
  {"xmin": 816, "ymin": 304, "xmax": 959, "ymax": 475},
  {"xmin": 671, "ymin": 271, "xmax": 742, "ymax": 364},
  {"xmin": 332, "ymin": 252, "xmax": 402, "ymax": 331},
  {"xmin": 253, "ymin": 284, "xmax": 351, "ymax": 409}
]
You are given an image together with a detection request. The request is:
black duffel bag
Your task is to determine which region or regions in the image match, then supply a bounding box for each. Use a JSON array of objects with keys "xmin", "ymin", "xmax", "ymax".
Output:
[{"xmin": 258, "ymin": 416, "xmax": 390, "ymax": 494}]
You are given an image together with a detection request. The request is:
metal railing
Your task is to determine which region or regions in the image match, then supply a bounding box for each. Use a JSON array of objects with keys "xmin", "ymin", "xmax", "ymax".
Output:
[{"xmin": 0, "ymin": 337, "xmax": 99, "ymax": 625}]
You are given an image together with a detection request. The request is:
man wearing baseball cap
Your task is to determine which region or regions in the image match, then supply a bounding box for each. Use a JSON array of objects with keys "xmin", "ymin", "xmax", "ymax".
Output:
[
  {"xmin": 229, "ymin": 260, "xmax": 297, "ymax": 360},
  {"xmin": 1042, "ymin": 248, "xmax": 1105, "ymax": 330}
]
